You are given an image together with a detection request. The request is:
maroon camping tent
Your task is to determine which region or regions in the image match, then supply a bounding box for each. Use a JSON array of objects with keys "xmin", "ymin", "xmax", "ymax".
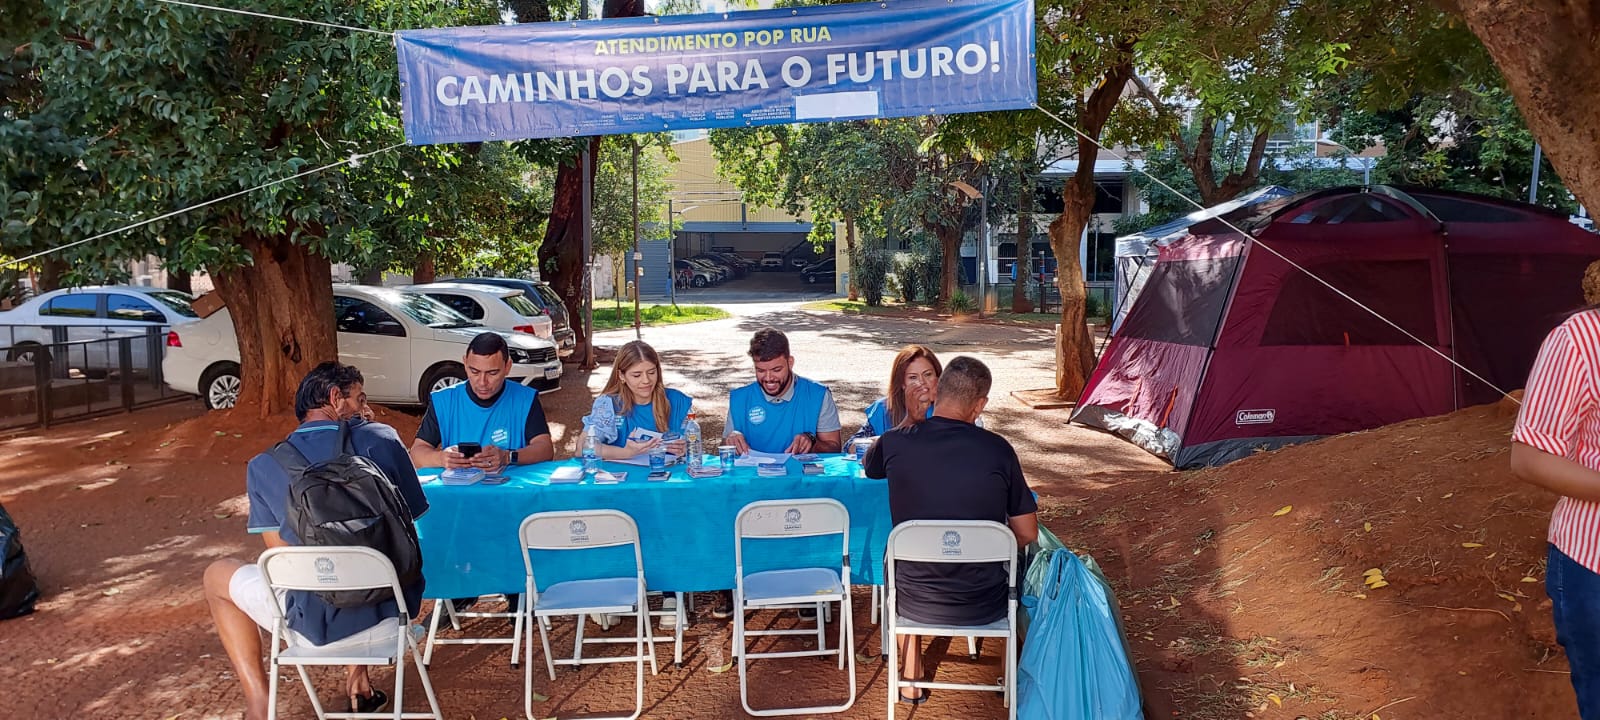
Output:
[{"xmin": 1073, "ymin": 186, "xmax": 1600, "ymax": 468}]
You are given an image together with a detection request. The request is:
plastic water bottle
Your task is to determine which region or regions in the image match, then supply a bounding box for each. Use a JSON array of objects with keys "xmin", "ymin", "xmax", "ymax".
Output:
[
  {"xmin": 684, "ymin": 412, "xmax": 702, "ymax": 471},
  {"xmin": 581, "ymin": 422, "xmax": 600, "ymax": 477}
]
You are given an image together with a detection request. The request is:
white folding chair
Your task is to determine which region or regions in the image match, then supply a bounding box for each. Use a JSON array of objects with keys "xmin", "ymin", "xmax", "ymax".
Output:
[
  {"xmin": 258, "ymin": 546, "xmax": 443, "ymax": 720},
  {"xmin": 519, "ymin": 510, "xmax": 655, "ymax": 720},
  {"xmin": 885, "ymin": 520, "xmax": 1018, "ymax": 720},
  {"xmin": 421, "ymin": 593, "xmax": 522, "ymax": 667},
  {"xmin": 733, "ymin": 499, "xmax": 857, "ymax": 716}
]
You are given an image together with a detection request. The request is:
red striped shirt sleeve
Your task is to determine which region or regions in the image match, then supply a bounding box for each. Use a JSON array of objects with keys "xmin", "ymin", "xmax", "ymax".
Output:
[{"xmin": 1514, "ymin": 322, "xmax": 1595, "ymax": 457}]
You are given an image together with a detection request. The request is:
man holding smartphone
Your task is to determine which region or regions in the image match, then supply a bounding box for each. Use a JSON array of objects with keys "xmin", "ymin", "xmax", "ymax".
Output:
[{"xmin": 409, "ymin": 332, "xmax": 554, "ymax": 473}]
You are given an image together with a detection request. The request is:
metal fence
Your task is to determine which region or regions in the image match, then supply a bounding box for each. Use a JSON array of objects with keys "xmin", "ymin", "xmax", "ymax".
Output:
[{"xmin": 0, "ymin": 325, "xmax": 189, "ymax": 432}]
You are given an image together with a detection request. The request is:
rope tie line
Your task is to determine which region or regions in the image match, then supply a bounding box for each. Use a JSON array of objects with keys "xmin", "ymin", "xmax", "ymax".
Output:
[
  {"xmin": 154, "ymin": 0, "xmax": 391, "ymax": 35},
  {"xmin": 2, "ymin": 144, "xmax": 405, "ymax": 270},
  {"xmin": 1032, "ymin": 104, "xmax": 1519, "ymax": 404}
]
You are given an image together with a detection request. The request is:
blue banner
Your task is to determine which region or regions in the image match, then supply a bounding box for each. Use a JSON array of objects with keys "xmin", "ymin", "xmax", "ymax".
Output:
[{"xmin": 396, "ymin": 0, "xmax": 1036, "ymax": 145}]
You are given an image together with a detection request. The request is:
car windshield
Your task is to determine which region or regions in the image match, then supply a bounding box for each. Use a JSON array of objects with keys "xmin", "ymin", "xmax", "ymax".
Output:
[
  {"xmin": 503, "ymin": 293, "xmax": 541, "ymax": 317},
  {"xmin": 535, "ymin": 285, "xmax": 565, "ymax": 310},
  {"xmin": 146, "ymin": 290, "xmax": 198, "ymax": 318},
  {"xmin": 367, "ymin": 289, "xmax": 478, "ymax": 328}
]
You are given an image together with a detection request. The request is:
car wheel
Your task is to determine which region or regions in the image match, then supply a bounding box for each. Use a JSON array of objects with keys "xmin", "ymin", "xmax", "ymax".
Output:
[
  {"xmin": 692, "ymin": 276, "xmax": 708, "ymax": 288},
  {"xmin": 200, "ymin": 362, "xmax": 242, "ymax": 410},
  {"xmin": 5, "ymin": 341, "xmax": 49, "ymax": 365},
  {"xmin": 420, "ymin": 363, "xmax": 466, "ymax": 404}
]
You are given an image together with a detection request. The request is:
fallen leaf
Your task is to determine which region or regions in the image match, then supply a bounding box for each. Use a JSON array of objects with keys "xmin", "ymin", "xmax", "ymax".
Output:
[
  {"xmin": 1459, "ymin": 670, "xmax": 1468, "ymax": 676},
  {"xmin": 1373, "ymin": 714, "xmax": 1382, "ymax": 720},
  {"xmin": 1273, "ymin": 505, "xmax": 1293, "ymax": 517},
  {"xmin": 1364, "ymin": 522, "xmax": 1373, "ymax": 533},
  {"xmin": 1462, "ymin": 542, "xmax": 1484, "ymax": 548},
  {"xmin": 707, "ymin": 661, "xmax": 734, "ymax": 673},
  {"xmin": 1522, "ymin": 576, "xmax": 1539, "ymax": 583},
  {"xmin": 1442, "ymin": 493, "xmax": 1454, "ymax": 499},
  {"xmin": 103, "ymin": 588, "xmax": 121, "ymax": 596},
  {"xmin": 1268, "ymin": 693, "xmax": 1282, "ymax": 707},
  {"xmin": 1363, "ymin": 568, "xmax": 1385, "ymax": 577},
  {"xmin": 1486, "ymin": 552, "xmax": 1498, "ymax": 559},
  {"xmin": 1353, "ymin": 593, "xmax": 1368, "ymax": 599},
  {"xmin": 213, "ymin": 513, "xmax": 231, "ymax": 519},
  {"xmin": 1496, "ymin": 592, "xmax": 1517, "ymax": 603},
  {"xmin": 214, "ymin": 431, "xmax": 227, "ymax": 436},
  {"xmin": 1513, "ymin": 602, "xmax": 1523, "ymax": 613},
  {"xmin": 1368, "ymin": 580, "xmax": 1390, "ymax": 589}
]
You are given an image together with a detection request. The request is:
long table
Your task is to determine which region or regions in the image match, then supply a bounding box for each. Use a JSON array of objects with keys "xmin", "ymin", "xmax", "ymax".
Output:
[{"xmin": 414, "ymin": 455, "xmax": 891, "ymax": 599}]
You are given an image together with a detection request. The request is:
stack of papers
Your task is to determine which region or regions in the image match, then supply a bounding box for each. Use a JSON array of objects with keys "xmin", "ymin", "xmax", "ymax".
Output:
[
  {"xmin": 757, "ymin": 462, "xmax": 787, "ymax": 477},
  {"xmin": 800, "ymin": 462, "xmax": 824, "ymax": 475},
  {"xmin": 593, "ymin": 470, "xmax": 627, "ymax": 484},
  {"xmin": 735, "ymin": 452, "xmax": 791, "ymax": 467},
  {"xmin": 548, "ymin": 466, "xmax": 584, "ymax": 484},
  {"xmin": 440, "ymin": 468, "xmax": 485, "ymax": 486}
]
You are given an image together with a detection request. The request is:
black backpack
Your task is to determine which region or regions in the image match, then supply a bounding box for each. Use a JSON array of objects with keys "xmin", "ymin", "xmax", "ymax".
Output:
[
  {"xmin": 270, "ymin": 422, "xmax": 424, "ymax": 608},
  {"xmin": 0, "ymin": 500, "xmax": 40, "ymax": 620}
]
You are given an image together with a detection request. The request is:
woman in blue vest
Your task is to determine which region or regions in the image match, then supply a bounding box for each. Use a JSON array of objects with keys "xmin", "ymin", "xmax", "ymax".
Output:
[
  {"xmin": 584, "ymin": 341, "xmax": 692, "ymax": 459},
  {"xmin": 849, "ymin": 345, "xmax": 942, "ymax": 451}
]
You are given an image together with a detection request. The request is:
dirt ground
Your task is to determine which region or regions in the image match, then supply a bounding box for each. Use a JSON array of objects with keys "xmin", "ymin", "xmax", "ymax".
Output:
[{"xmin": 0, "ymin": 305, "xmax": 1578, "ymax": 719}]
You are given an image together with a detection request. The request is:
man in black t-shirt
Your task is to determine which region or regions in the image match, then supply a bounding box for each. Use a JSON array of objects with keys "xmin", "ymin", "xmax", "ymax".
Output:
[{"xmin": 864, "ymin": 356, "xmax": 1038, "ymax": 703}]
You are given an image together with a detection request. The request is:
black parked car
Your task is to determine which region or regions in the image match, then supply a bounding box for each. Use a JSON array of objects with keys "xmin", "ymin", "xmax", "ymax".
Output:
[
  {"xmin": 458, "ymin": 277, "xmax": 577, "ymax": 358},
  {"xmin": 799, "ymin": 257, "xmax": 836, "ymax": 285}
]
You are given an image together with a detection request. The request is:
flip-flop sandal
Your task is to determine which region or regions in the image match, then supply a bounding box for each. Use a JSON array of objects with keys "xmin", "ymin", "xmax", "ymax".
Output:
[
  {"xmin": 897, "ymin": 688, "xmax": 930, "ymax": 705},
  {"xmin": 350, "ymin": 689, "xmax": 391, "ymax": 714}
]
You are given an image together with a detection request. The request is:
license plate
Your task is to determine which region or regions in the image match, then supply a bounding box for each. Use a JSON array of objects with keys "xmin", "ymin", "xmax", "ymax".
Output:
[{"xmin": 544, "ymin": 366, "xmax": 562, "ymax": 379}]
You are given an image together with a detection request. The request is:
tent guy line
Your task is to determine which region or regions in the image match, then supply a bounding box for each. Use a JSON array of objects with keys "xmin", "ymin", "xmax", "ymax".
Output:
[
  {"xmin": 1032, "ymin": 104, "xmax": 1520, "ymax": 405},
  {"xmin": 154, "ymin": 0, "xmax": 392, "ymax": 36},
  {"xmin": 0, "ymin": 144, "xmax": 406, "ymax": 271}
]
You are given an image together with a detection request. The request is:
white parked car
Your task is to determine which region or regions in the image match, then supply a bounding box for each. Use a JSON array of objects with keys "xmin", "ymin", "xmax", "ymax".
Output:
[
  {"xmin": 0, "ymin": 285, "xmax": 198, "ymax": 370},
  {"xmin": 163, "ymin": 284, "xmax": 562, "ymax": 409},
  {"xmin": 404, "ymin": 282, "xmax": 554, "ymax": 341},
  {"xmin": 760, "ymin": 252, "xmax": 785, "ymax": 271}
]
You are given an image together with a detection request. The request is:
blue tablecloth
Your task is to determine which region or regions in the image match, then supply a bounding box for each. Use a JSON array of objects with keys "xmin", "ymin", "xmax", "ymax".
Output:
[{"xmin": 414, "ymin": 455, "xmax": 891, "ymax": 599}]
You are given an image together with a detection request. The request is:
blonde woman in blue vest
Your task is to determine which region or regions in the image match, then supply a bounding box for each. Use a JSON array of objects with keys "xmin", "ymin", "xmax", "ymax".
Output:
[{"xmin": 583, "ymin": 341, "xmax": 693, "ymax": 459}]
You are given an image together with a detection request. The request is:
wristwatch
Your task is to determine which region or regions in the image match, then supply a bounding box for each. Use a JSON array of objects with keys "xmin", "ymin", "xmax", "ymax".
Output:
[{"xmin": 509, "ymin": 450, "xmax": 520, "ymax": 466}]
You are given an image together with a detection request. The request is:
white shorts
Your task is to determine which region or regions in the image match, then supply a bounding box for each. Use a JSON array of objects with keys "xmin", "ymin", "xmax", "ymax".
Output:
[{"xmin": 229, "ymin": 564, "xmax": 400, "ymax": 650}]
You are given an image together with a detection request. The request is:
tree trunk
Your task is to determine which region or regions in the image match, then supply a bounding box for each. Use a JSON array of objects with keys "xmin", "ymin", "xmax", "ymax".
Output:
[
  {"xmin": 844, "ymin": 214, "xmax": 858, "ymax": 301},
  {"xmin": 527, "ymin": 0, "xmax": 642, "ymax": 367},
  {"xmin": 1449, "ymin": 0, "xmax": 1600, "ymax": 215},
  {"xmin": 1049, "ymin": 59, "xmax": 1134, "ymax": 400},
  {"xmin": 1177, "ymin": 117, "xmax": 1273, "ymax": 205},
  {"xmin": 412, "ymin": 252, "xmax": 435, "ymax": 284},
  {"xmin": 212, "ymin": 234, "xmax": 337, "ymax": 418},
  {"xmin": 166, "ymin": 267, "xmax": 193, "ymax": 295},
  {"xmin": 36, "ymin": 257, "xmax": 65, "ymax": 293},
  {"xmin": 1013, "ymin": 162, "xmax": 1034, "ymax": 313},
  {"xmin": 937, "ymin": 223, "xmax": 961, "ymax": 307}
]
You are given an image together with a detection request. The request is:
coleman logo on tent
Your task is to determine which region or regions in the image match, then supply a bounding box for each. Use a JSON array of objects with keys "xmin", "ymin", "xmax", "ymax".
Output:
[{"xmin": 1236, "ymin": 409, "xmax": 1276, "ymax": 426}]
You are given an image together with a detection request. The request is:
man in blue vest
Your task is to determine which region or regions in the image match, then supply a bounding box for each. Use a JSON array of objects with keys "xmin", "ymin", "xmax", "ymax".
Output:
[
  {"xmin": 409, "ymin": 332, "xmax": 553, "ymax": 612},
  {"xmin": 724, "ymin": 327, "xmax": 843, "ymax": 456},
  {"xmin": 409, "ymin": 332, "xmax": 554, "ymax": 472}
]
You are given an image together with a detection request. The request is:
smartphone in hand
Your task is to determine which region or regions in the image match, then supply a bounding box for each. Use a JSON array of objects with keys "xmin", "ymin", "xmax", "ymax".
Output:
[{"xmin": 457, "ymin": 442, "xmax": 482, "ymax": 458}]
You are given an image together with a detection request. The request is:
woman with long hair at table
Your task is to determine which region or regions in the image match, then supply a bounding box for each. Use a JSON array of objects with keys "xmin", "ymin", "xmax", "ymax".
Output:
[
  {"xmin": 582, "ymin": 340, "xmax": 692, "ymax": 460},
  {"xmin": 849, "ymin": 345, "xmax": 943, "ymax": 451}
]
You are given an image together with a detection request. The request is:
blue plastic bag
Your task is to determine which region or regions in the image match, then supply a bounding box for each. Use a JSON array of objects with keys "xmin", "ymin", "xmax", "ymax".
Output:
[{"xmin": 1017, "ymin": 549, "xmax": 1143, "ymax": 720}]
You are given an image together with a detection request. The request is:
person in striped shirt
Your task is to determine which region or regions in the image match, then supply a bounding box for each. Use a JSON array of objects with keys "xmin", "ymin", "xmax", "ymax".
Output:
[{"xmin": 1512, "ymin": 309, "xmax": 1600, "ymax": 718}]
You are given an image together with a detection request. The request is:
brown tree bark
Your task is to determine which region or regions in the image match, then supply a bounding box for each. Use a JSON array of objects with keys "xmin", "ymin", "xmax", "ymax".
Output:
[
  {"xmin": 166, "ymin": 267, "xmax": 193, "ymax": 294},
  {"xmin": 1013, "ymin": 164, "xmax": 1034, "ymax": 314},
  {"xmin": 212, "ymin": 234, "xmax": 337, "ymax": 418},
  {"xmin": 1047, "ymin": 58, "xmax": 1135, "ymax": 401},
  {"xmin": 1175, "ymin": 116, "xmax": 1273, "ymax": 205},
  {"xmin": 525, "ymin": 0, "xmax": 641, "ymax": 367},
  {"xmin": 36, "ymin": 258, "xmax": 65, "ymax": 292},
  {"xmin": 1447, "ymin": 0, "xmax": 1600, "ymax": 215},
  {"xmin": 412, "ymin": 252, "xmax": 436, "ymax": 284},
  {"xmin": 937, "ymin": 223, "xmax": 962, "ymax": 307},
  {"xmin": 844, "ymin": 214, "xmax": 858, "ymax": 301}
]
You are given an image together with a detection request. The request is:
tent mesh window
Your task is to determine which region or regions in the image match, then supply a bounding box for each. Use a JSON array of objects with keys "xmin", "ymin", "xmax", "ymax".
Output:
[
  {"xmin": 1284, "ymin": 195, "xmax": 1412, "ymax": 225},
  {"xmin": 1410, "ymin": 194, "xmax": 1531, "ymax": 223},
  {"xmin": 1119, "ymin": 257, "xmax": 1240, "ymax": 346},
  {"xmin": 1260, "ymin": 259, "xmax": 1438, "ymax": 346}
]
